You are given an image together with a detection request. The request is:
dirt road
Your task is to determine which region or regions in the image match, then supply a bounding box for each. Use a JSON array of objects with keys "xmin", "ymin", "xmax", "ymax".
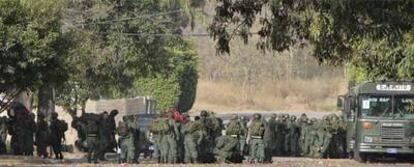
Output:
[{"xmin": 4, "ymin": 156, "xmax": 414, "ymax": 167}]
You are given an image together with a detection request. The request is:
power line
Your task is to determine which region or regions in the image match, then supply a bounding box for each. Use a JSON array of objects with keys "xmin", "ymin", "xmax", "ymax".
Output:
[{"xmin": 72, "ymin": 9, "xmax": 193, "ymax": 27}]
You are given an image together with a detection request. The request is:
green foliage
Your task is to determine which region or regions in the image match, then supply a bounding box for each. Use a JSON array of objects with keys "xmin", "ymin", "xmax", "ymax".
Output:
[
  {"xmin": 134, "ymin": 76, "xmax": 180, "ymax": 111},
  {"xmin": 209, "ymin": 0, "xmax": 414, "ymax": 81},
  {"xmin": 56, "ymin": 0, "xmax": 202, "ymax": 112},
  {"xmin": 131, "ymin": 39, "xmax": 198, "ymax": 112},
  {"xmin": 0, "ymin": 0, "xmax": 70, "ymax": 111}
]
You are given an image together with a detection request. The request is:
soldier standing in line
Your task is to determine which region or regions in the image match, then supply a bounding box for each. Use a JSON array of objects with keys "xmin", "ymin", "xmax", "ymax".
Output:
[
  {"xmin": 298, "ymin": 114, "xmax": 309, "ymax": 156},
  {"xmin": 288, "ymin": 115, "xmax": 300, "ymax": 156},
  {"xmin": 0, "ymin": 116, "xmax": 8, "ymax": 154},
  {"xmin": 149, "ymin": 115, "xmax": 165, "ymax": 163},
  {"xmin": 166, "ymin": 112, "xmax": 180, "ymax": 163},
  {"xmin": 264, "ymin": 114, "xmax": 277, "ymax": 162},
  {"xmin": 23, "ymin": 113, "xmax": 36, "ymax": 156},
  {"xmin": 198, "ymin": 110, "xmax": 215, "ymax": 163},
  {"xmin": 239, "ymin": 115, "xmax": 248, "ymax": 156},
  {"xmin": 117, "ymin": 117, "xmax": 135, "ymax": 164},
  {"xmin": 36, "ymin": 113, "xmax": 50, "ymax": 158},
  {"xmin": 84, "ymin": 113, "xmax": 100, "ymax": 163},
  {"xmin": 182, "ymin": 114, "xmax": 204, "ymax": 163},
  {"xmin": 248, "ymin": 113, "xmax": 266, "ymax": 163},
  {"xmin": 49, "ymin": 112, "xmax": 67, "ymax": 160},
  {"xmin": 274, "ymin": 114, "xmax": 284, "ymax": 156}
]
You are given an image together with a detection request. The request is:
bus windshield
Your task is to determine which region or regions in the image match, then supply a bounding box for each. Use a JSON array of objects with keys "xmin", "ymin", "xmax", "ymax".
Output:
[
  {"xmin": 360, "ymin": 96, "xmax": 392, "ymax": 118},
  {"xmin": 394, "ymin": 96, "xmax": 414, "ymax": 119},
  {"xmin": 360, "ymin": 95, "xmax": 414, "ymax": 119}
]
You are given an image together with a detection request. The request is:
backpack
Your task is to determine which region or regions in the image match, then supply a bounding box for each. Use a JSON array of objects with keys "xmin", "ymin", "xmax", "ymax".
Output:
[
  {"xmin": 250, "ymin": 121, "xmax": 265, "ymax": 136},
  {"xmin": 226, "ymin": 120, "xmax": 241, "ymax": 136},
  {"xmin": 57, "ymin": 120, "xmax": 68, "ymax": 133}
]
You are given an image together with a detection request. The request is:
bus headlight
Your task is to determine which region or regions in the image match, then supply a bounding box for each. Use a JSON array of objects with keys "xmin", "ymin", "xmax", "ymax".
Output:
[{"xmin": 364, "ymin": 136, "xmax": 374, "ymax": 143}]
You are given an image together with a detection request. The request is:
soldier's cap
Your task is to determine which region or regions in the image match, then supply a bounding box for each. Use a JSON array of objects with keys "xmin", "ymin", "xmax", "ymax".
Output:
[{"xmin": 110, "ymin": 109, "xmax": 119, "ymax": 116}]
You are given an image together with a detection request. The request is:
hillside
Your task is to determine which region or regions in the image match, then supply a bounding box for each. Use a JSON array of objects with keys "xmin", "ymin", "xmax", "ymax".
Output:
[{"xmin": 187, "ymin": 3, "xmax": 347, "ymax": 112}]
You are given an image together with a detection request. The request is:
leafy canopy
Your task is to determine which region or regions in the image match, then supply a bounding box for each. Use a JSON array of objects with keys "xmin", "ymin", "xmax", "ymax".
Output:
[{"xmin": 209, "ymin": 0, "xmax": 414, "ymax": 80}]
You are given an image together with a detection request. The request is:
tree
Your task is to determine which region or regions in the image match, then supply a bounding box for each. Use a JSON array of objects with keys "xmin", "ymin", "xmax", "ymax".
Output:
[
  {"xmin": 57, "ymin": 0, "xmax": 204, "ymax": 112},
  {"xmin": 0, "ymin": 0, "xmax": 70, "ymax": 114},
  {"xmin": 209, "ymin": 0, "xmax": 414, "ymax": 80}
]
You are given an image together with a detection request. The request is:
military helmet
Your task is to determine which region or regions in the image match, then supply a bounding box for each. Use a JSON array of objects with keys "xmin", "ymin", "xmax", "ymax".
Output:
[
  {"xmin": 290, "ymin": 115, "xmax": 297, "ymax": 121},
  {"xmin": 253, "ymin": 113, "xmax": 261, "ymax": 119},
  {"xmin": 300, "ymin": 113, "xmax": 307, "ymax": 118},
  {"xmin": 51, "ymin": 111, "xmax": 58, "ymax": 119},
  {"xmin": 270, "ymin": 114, "xmax": 277, "ymax": 119},
  {"xmin": 240, "ymin": 115, "xmax": 246, "ymax": 120},
  {"xmin": 231, "ymin": 114, "xmax": 238, "ymax": 120},
  {"xmin": 110, "ymin": 109, "xmax": 119, "ymax": 116},
  {"xmin": 200, "ymin": 110, "xmax": 208, "ymax": 117}
]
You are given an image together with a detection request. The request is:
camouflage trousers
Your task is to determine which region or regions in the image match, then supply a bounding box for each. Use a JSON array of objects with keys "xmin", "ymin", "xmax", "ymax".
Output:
[
  {"xmin": 86, "ymin": 136, "xmax": 98, "ymax": 163},
  {"xmin": 184, "ymin": 135, "xmax": 198, "ymax": 163},
  {"xmin": 249, "ymin": 138, "xmax": 265, "ymax": 163},
  {"xmin": 119, "ymin": 136, "xmax": 135, "ymax": 163}
]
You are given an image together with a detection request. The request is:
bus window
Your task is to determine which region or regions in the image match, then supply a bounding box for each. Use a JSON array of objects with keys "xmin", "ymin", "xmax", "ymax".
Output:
[
  {"xmin": 360, "ymin": 96, "xmax": 392, "ymax": 118},
  {"xmin": 394, "ymin": 96, "xmax": 414, "ymax": 119}
]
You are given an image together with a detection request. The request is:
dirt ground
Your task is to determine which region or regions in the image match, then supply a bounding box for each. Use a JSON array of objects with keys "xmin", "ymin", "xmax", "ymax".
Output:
[{"xmin": 2, "ymin": 155, "xmax": 414, "ymax": 167}]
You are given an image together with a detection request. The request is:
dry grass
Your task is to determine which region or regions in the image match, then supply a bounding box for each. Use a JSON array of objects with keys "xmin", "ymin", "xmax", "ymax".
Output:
[{"xmin": 191, "ymin": 77, "xmax": 347, "ymax": 113}]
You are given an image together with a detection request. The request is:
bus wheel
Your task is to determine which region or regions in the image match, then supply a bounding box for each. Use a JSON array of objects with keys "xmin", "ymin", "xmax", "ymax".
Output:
[{"xmin": 353, "ymin": 152, "xmax": 367, "ymax": 163}]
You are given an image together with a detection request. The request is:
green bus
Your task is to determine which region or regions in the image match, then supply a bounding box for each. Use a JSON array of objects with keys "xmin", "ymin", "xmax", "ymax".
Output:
[{"xmin": 338, "ymin": 81, "xmax": 414, "ymax": 162}]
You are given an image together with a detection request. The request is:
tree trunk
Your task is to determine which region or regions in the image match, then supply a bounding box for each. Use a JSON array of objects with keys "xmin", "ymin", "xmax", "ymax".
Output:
[{"xmin": 37, "ymin": 85, "xmax": 55, "ymax": 121}]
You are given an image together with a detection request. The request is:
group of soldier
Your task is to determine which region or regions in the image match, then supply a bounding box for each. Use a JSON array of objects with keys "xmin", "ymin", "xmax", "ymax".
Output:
[
  {"xmin": 0, "ymin": 102, "xmax": 68, "ymax": 159},
  {"xmin": 70, "ymin": 109, "xmax": 119, "ymax": 163},
  {"xmin": 149, "ymin": 111, "xmax": 347, "ymax": 164}
]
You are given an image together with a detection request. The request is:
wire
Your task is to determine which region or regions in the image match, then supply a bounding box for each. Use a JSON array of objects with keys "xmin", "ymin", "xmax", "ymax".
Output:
[{"xmin": 72, "ymin": 9, "xmax": 193, "ymax": 27}]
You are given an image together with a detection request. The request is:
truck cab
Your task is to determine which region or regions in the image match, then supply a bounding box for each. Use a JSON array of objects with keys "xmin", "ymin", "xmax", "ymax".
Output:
[{"xmin": 338, "ymin": 81, "xmax": 414, "ymax": 162}]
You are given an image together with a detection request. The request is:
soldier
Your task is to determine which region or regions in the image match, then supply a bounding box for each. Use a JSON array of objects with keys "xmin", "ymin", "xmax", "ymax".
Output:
[
  {"xmin": 198, "ymin": 110, "xmax": 215, "ymax": 163},
  {"xmin": 248, "ymin": 113, "xmax": 266, "ymax": 163},
  {"xmin": 49, "ymin": 112, "xmax": 67, "ymax": 159},
  {"xmin": 97, "ymin": 111, "xmax": 117, "ymax": 160},
  {"xmin": 287, "ymin": 115, "xmax": 300, "ymax": 156},
  {"xmin": 298, "ymin": 113, "xmax": 309, "ymax": 155},
  {"xmin": 214, "ymin": 135, "xmax": 241, "ymax": 163},
  {"xmin": 166, "ymin": 112, "xmax": 180, "ymax": 163},
  {"xmin": 182, "ymin": 114, "xmax": 204, "ymax": 163},
  {"xmin": 84, "ymin": 113, "xmax": 100, "ymax": 163},
  {"xmin": 117, "ymin": 117, "xmax": 135, "ymax": 164},
  {"xmin": 108, "ymin": 110, "xmax": 119, "ymax": 152},
  {"xmin": 35, "ymin": 113, "xmax": 50, "ymax": 158},
  {"xmin": 318, "ymin": 115, "xmax": 333, "ymax": 158},
  {"xmin": 264, "ymin": 114, "xmax": 277, "ymax": 162},
  {"xmin": 308, "ymin": 118, "xmax": 321, "ymax": 158},
  {"xmin": 239, "ymin": 115, "xmax": 248, "ymax": 156},
  {"xmin": 0, "ymin": 116, "xmax": 8, "ymax": 154},
  {"xmin": 274, "ymin": 114, "xmax": 284, "ymax": 156},
  {"xmin": 149, "ymin": 114, "xmax": 166, "ymax": 163}
]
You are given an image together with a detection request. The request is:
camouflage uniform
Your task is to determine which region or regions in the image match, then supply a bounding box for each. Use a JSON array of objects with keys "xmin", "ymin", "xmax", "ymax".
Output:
[
  {"xmin": 248, "ymin": 113, "xmax": 266, "ymax": 163},
  {"xmin": 117, "ymin": 117, "xmax": 135, "ymax": 163},
  {"xmin": 287, "ymin": 116, "xmax": 300, "ymax": 156},
  {"xmin": 298, "ymin": 114, "xmax": 309, "ymax": 156},
  {"xmin": 165, "ymin": 117, "xmax": 180, "ymax": 163},
  {"xmin": 214, "ymin": 135, "xmax": 241, "ymax": 163},
  {"xmin": 198, "ymin": 110, "xmax": 215, "ymax": 163},
  {"xmin": 182, "ymin": 114, "xmax": 204, "ymax": 163},
  {"xmin": 0, "ymin": 116, "xmax": 8, "ymax": 154},
  {"xmin": 264, "ymin": 114, "xmax": 277, "ymax": 162},
  {"xmin": 239, "ymin": 116, "xmax": 248, "ymax": 156},
  {"xmin": 49, "ymin": 112, "xmax": 67, "ymax": 159},
  {"xmin": 83, "ymin": 113, "xmax": 100, "ymax": 163},
  {"xmin": 149, "ymin": 116, "xmax": 166, "ymax": 163},
  {"xmin": 35, "ymin": 113, "xmax": 50, "ymax": 158}
]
